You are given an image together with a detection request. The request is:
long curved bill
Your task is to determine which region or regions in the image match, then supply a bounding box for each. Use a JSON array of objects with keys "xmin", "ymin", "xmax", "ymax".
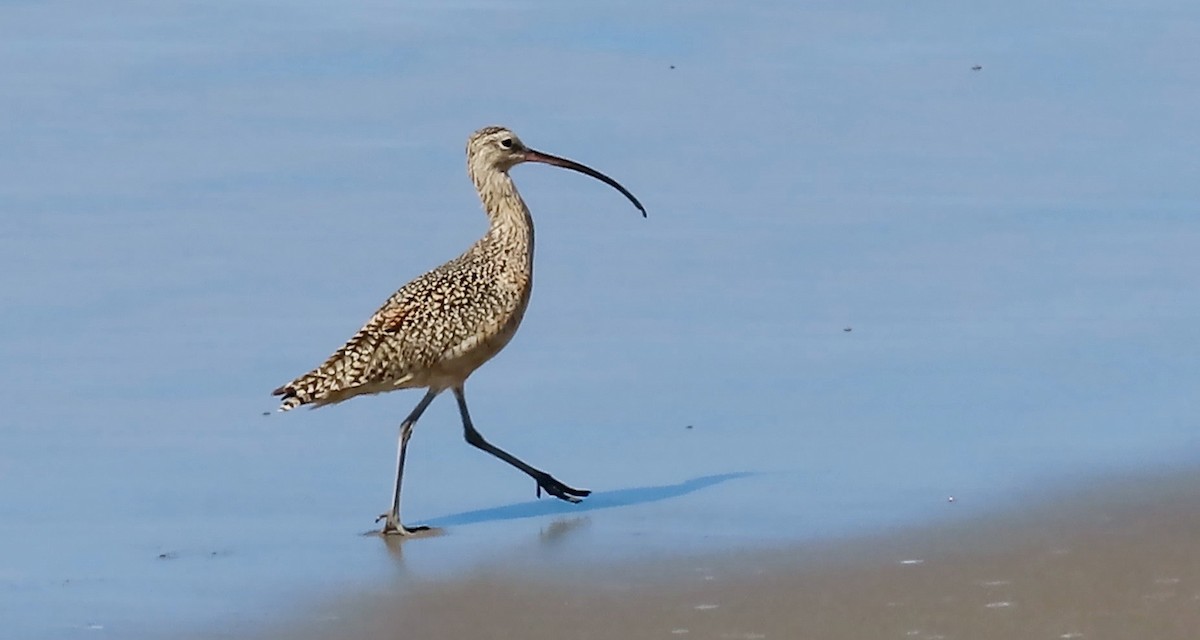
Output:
[{"xmin": 523, "ymin": 149, "xmax": 647, "ymax": 217}]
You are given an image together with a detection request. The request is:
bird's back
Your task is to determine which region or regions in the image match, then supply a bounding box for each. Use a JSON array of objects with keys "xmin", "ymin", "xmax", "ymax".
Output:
[{"xmin": 274, "ymin": 236, "xmax": 532, "ymax": 410}]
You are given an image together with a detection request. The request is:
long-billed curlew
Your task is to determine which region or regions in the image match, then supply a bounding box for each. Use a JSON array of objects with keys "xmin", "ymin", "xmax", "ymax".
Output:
[{"xmin": 272, "ymin": 126, "xmax": 645, "ymax": 535}]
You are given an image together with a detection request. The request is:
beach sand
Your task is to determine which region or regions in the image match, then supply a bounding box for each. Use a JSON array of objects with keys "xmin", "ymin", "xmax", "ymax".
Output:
[{"xmin": 258, "ymin": 468, "xmax": 1200, "ymax": 640}]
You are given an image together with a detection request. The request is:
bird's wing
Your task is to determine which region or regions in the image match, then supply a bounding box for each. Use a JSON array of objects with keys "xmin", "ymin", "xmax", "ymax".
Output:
[{"xmin": 274, "ymin": 262, "xmax": 505, "ymax": 409}]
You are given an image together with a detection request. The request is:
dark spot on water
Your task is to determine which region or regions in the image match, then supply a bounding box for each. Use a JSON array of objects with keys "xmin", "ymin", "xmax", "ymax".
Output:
[
  {"xmin": 669, "ymin": 65, "xmax": 676, "ymax": 69},
  {"xmin": 685, "ymin": 425, "xmax": 693, "ymax": 430},
  {"xmin": 157, "ymin": 552, "xmax": 177, "ymax": 560},
  {"xmin": 843, "ymin": 327, "xmax": 852, "ymax": 332},
  {"xmin": 972, "ymin": 65, "xmax": 982, "ymax": 71}
]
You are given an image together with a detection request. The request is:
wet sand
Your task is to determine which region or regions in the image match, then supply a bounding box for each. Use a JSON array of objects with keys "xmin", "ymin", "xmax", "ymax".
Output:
[{"xmin": 263, "ymin": 467, "xmax": 1200, "ymax": 640}]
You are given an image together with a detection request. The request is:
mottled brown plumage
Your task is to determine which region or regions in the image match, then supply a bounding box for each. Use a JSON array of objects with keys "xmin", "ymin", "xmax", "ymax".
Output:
[{"xmin": 271, "ymin": 126, "xmax": 644, "ymax": 535}]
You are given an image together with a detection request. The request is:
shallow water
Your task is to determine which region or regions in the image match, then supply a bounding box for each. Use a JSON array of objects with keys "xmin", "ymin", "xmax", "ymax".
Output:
[{"xmin": 2, "ymin": 1, "xmax": 1199, "ymax": 637}]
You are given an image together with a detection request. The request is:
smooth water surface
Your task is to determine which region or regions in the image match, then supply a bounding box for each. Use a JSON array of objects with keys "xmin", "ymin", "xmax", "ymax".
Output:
[{"xmin": 2, "ymin": 1, "xmax": 1199, "ymax": 637}]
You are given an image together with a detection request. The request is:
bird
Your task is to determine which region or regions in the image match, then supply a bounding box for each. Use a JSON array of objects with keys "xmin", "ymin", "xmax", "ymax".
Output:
[{"xmin": 272, "ymin": 126, "xmax": 645, "ymax": 536}]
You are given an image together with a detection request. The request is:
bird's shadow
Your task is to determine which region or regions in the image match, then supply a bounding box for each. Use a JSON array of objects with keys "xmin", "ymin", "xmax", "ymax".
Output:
[{"xmin": 422, "ymin": 471, "xmax": 752, "ymax": 529}]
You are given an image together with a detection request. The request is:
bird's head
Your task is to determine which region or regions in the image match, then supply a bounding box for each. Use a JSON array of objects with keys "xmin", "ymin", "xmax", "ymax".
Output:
[
  {"xmin": 466, "ymin": 125, "xmax": 645, "ymax": 217},
  {"xmin": 467, "ymin": 126, "xmax": 528, "ymax": 172}
]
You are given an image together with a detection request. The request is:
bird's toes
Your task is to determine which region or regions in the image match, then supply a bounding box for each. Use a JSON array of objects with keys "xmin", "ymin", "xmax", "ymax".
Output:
[
  {"xmin": 532, "ymin": 472, "xmax": 590, "ymax": 503},
  {"xmin": 550, "ymin": 490, "xmax": 582, "ymax": 504}
]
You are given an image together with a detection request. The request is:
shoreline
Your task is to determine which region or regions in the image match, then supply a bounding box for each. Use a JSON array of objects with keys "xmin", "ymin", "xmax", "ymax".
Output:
[{"xmin": 243, "ymin": 464, "xmax": 1200, "ymax": 640}]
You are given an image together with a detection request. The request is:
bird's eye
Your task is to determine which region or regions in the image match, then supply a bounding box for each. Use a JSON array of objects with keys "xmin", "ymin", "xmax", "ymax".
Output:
[{"xmin": 499, "ymin": 138, "xmax": 514, "ymax": 149}]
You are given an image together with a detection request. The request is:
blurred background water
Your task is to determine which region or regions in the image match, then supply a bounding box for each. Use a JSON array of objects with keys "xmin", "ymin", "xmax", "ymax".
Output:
[{"xmin": 2, "ymin": 1, "xmax": 1198, "ymax": 637}]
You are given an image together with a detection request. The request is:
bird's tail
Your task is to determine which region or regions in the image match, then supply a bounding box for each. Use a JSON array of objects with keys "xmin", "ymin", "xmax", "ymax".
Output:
[
  {"xmin": 273, "ymin": 338, "xmax": 381, "ymax": 411},
  {"xmin": 272, "ymin": 365, "xmax": 354, "ymax": 411},
  {"xmin": 271, "ymin": 372, "xmax": 321, "ymax": 410},
  {"xmin": 271, "ymin": 383, "xmax": 306, "ymax": 411}
]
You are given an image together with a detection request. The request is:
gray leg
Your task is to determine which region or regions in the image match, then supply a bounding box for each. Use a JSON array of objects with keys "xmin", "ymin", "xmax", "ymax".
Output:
[
  {"xmin": 452, "ymin": 385, "xmax": 590, "ymax": 503},
  {"xmin": 377, "ymin": 389, "xmax": 439, "ymax": 535}
]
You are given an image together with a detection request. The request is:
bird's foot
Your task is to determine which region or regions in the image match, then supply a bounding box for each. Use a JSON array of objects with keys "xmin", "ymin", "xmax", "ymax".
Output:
[
  {"xmin": 533, "ymin": 472, "xmax": 591, "ymax": 503},
  {"xmin": 375, "ymin": 512, "xmax": 431, "ymax": 536}
]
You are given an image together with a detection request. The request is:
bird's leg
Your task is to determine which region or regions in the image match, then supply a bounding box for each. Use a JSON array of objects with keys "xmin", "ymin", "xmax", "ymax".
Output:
[
  {"xmin": 377, "ymin": 389, "xmax": 439, "ymax": 535},
  {"xmin": 452, "ymin": 386, "xmax": 591, "ymax": 503}
]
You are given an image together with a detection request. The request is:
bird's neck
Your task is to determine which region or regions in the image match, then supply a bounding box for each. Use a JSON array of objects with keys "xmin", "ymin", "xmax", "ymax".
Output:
[{"xmin": 474, "ymin": 169, "xmax": 535, "ymax": 261}]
